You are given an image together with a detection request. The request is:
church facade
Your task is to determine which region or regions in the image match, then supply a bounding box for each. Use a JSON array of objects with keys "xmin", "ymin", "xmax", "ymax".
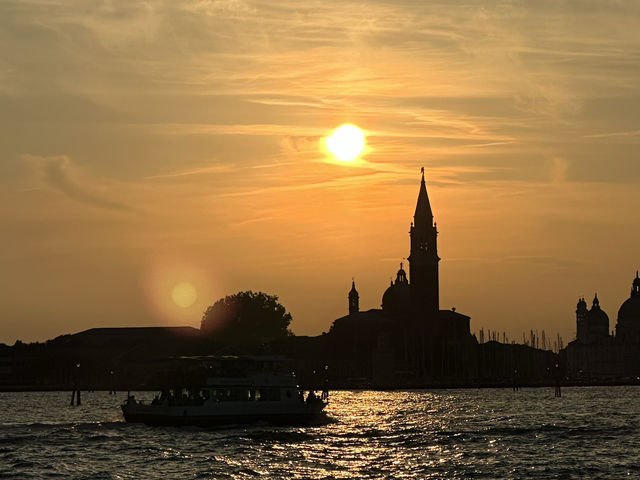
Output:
[
  {"xmin": 566, "ymin": 273, "xmax": 640, "ymax": 380},
  {"xmin": 326, "ymin": 170, "xmax": 477, "ymax": 386}
]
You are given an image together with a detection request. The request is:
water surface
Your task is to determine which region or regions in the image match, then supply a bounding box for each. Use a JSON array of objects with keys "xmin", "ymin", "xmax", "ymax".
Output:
[{"xmin": 1, "ymin": 387, "xmax": 639, "ymax": 479}]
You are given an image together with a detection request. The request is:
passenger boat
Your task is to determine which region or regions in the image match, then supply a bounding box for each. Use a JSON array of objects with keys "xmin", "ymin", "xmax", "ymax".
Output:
[{"xmin": 121, "ymin": 357, "xmax": 328, "ymax": 427}]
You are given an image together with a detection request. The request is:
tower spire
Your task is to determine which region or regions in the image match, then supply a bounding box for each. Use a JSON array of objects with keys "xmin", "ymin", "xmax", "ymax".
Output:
[
  {"xmin": 408, "ymin": 168, "xmax": 440, "ymax": 314},
  {"xmin": 414, "ymin": 167, "xmax": 433, "ymax": 226}
]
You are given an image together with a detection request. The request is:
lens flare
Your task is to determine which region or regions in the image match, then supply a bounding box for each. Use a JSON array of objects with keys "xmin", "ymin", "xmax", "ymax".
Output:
[
  {"xmin": 171, "ymin": 281, "xmax": 197, "ymax": 308},
  {"xmin": 142, "ymin": 257, "xmax": 218, "ymax": 325}
]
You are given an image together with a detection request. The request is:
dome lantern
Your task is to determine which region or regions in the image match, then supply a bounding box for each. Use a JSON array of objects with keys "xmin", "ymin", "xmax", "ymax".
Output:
[{"xmin": 632, "ymin": 271, "xmax": 640, "ymax": 297}]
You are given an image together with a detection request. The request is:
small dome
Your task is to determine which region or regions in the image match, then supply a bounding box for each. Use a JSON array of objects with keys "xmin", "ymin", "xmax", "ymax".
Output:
[
  {"xmin": 580, "ymin": 295, "xmax": 610, "ymax": 341},
  {"xmin": 588, "ymin": 304, "xmax": 609, "ymax": 325}
]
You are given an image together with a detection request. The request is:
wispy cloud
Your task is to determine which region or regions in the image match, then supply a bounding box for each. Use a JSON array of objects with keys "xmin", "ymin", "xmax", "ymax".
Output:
[
  {"xmin": 584, "ymin": 130, "xmax": 640, "ymax": 139},
  {"xmin": 22, "ymin": 154, "xmax": 132, "ymax": 212},
  {"xmin": 217, "ymin": 170, "xmax": 396, "ymax": 198},
  {"xmin": 146, "ymin": 163, "xmax": 235, "ymax": 180}
]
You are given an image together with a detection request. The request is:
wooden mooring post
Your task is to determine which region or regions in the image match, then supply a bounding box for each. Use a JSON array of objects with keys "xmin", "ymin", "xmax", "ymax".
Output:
[
  {"xmin": 70, "ymin": 362, "xmax": 82, "ymax": 406},
  {"xmin": 70, "ymin": 389, "xmax": 81, "ymax": 406}
]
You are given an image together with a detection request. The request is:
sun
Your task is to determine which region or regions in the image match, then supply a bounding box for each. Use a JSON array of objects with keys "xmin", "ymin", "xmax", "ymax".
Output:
[
  {"xmin": 325, "ymin": 124, "xmax": 365, "ymax": 161},
  {"xmin": 171, "ymin": 281, "xmax": 197, "ymax": 309}
]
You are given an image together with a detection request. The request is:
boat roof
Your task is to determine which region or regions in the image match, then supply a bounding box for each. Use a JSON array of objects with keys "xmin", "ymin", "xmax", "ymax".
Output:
[{"xmin": 204, "ymin": 373, "xmax": 298, "ymax": 388}]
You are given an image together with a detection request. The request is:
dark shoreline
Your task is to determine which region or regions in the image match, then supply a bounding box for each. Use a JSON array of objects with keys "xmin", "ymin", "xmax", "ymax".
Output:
[{"xmin": 2, "ymin": 380, "xmax": 639, "ymax": 393}]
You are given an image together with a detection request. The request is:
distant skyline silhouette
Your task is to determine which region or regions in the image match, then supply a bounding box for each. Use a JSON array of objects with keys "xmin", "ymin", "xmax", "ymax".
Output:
[{"xmin": 1, "ymin": 1, "xmax": 639, "ymax": 344}]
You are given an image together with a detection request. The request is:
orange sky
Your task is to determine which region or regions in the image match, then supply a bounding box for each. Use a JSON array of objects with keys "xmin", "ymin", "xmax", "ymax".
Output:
[{"xmin": 1, "ymin": 1, "xmax": 639, "ymax": 345}]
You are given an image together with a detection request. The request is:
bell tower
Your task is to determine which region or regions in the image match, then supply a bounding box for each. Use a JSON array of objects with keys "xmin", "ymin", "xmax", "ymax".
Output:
[
  {"xmin": 408, "ymin": 168, "xmax": 440, "ymax": 315},
  {"xmin": 576, "ymin": 297, "xmax": 588, "ymax": 343},
  {"xmin": 348, "ymin": 280, "xmax": 359, "ymax": 315}
]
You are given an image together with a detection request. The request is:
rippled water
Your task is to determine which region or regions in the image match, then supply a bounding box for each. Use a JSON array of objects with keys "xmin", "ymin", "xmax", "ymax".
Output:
[{"xmin": 1, "ymin": 387, "xmax": 640, "ymax": 479}]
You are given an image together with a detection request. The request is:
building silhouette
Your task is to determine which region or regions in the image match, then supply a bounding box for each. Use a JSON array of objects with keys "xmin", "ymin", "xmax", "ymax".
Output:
[
  {"xmin": 326, "ymin": 170, "xmax": 477, "ymax": 386},
  {"xmin": 0, "ymin": 327, "xmax": 201, "ymax": 390},
  {"xmin": 576, "ymin": 295, "xmax": 609, "ymax": 344},
  {"xmin": 10, "ymin": 171, "xmax": 640, "ymax": 389},
  {"xmin": 566, "ymin": 273, "xmax": 640, "ymax": 380}
]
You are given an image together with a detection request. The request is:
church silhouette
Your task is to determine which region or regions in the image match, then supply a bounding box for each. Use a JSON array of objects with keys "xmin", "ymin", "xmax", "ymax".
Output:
[
  {"xmin": 326, "ymin": 170, "xmax": 477, "ymax": 385},
  {"xmin": 566, "ymin": 273, "xmax": 640, "ymax": 380}
]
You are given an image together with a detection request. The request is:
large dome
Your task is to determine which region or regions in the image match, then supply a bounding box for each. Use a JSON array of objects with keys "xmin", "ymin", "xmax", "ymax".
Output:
[
  {"xmin": 618, "ymin": 272, "xmax": 640, "ymax": 322},
  {"xmin": 618, "ymin": 296, "xmax": 640, "ymax": 323},
  {"xmin": 382, "ymin": 264, "xmax": 411, "ymax": 314},
  {"xmin": 382, "ymin": 282, "xmax": 394, "ymax": 310},
  {"xmin": 615, "ymin": 273, "xmax": 640, "ymax": 343},
  {"xmin": 382, "ymin": 281, "xmax": 411, "ymax": 313}
]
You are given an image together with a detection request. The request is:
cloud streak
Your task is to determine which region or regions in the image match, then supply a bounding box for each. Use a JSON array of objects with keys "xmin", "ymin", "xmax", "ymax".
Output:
[{"xmin": 23, "ymin": 155, "xmax": 133, "ymax": 212}]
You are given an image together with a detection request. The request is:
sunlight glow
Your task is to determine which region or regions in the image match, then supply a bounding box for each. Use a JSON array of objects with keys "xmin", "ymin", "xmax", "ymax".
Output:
[
  {"xmin": 325, "ymin": 124, "xmax": 365, "ymax": 161},
  {"xmin": 143, "ymin": 258, "xmax": 218, "ymax": 326},
  {"xmin": 171, "ymin": 281, "xmax": 198, "ymax": 308}
]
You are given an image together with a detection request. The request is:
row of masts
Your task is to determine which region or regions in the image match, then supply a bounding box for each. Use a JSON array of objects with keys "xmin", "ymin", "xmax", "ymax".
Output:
[{"xmin": 477, "ymin": 328, "xmax": 565, "ymax": 353}]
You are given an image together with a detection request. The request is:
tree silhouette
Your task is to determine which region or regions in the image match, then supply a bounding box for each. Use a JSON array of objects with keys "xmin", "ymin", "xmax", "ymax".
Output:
[{"xmin": 200, "ymin": 291, "xmax": 293, "ymax": 345}]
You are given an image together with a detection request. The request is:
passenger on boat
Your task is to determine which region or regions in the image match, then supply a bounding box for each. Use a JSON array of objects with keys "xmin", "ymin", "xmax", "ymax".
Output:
[{"xmin": 306, "ymin": 391, "xmax": 317, "ymax": 404}]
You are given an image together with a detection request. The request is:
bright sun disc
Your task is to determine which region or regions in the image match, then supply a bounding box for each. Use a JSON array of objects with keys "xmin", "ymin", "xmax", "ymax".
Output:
[
  {"xmin": 326, "ymin": 124, "xmax": 365, "ymax": 161},
  {"xmin": 171, "ymin": 282, "xmax": 197, "ymax": 308}
]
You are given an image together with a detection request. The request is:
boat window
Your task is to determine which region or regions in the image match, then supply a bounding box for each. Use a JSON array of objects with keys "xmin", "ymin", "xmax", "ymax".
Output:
[
  {"xmin": 212, "ymin": 388, "xmax": 231, "ymax": 401},
  {"xmin": 217, "ymin": 389, "xmax": 227, "ymax": 401},
  {"xmin": 267, "ymin": 388, "xmax": 281, "ymax": 401},
  {"xmin": 285, "ymin": 390, "xmax": 292, "ymax": 398},
  {"xmin": 227, "ymin": 388, "xmax": 251, "ymax": 401},
  {"xmin": 253, "ymin": 388, "xmax": 282, "ymax": 401}
]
